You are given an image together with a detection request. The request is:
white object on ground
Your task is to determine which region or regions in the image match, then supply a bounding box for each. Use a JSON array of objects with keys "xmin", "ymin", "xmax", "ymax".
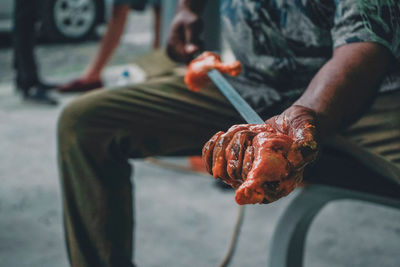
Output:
[{"xmin": 103, "ymin": 64, "xmax": 147, "ymax": 87}]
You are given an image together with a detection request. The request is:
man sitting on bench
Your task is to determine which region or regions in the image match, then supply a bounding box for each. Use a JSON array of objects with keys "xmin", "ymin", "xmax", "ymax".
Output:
[{"xmin": 57, "ymin": 0, "xmax": 400, "ymax": 266}]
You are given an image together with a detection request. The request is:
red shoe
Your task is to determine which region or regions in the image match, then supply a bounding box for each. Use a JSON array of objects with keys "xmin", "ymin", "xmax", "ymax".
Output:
[{"xmin": 57, "ymin": 79, "xmax": 103, "ymax": 93}]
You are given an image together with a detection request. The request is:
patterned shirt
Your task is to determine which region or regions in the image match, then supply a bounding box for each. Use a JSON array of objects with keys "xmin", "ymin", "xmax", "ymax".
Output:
[{"xmin": 220, "ymin": 0, "xmax": 400, "ymax": 113}]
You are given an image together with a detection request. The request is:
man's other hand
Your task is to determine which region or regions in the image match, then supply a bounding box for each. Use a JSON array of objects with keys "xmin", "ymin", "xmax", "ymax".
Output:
[{"xmin": 166, "ymin": 5, "xmax": 203, "ymax": 64}]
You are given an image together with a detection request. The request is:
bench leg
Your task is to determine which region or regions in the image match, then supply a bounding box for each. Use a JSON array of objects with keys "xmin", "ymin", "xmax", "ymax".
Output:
[{"xmin": 268, "ymin": 185, "xmax": 400, "ymax": 267}]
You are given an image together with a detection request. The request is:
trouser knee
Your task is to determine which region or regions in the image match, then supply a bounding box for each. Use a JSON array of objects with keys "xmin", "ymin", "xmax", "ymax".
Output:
[{"xmin": 57, "ymin": 97, "xmax": 97, "ymax": 153}]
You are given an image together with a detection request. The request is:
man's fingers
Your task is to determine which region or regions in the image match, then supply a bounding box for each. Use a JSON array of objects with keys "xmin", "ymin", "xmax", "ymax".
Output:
[
  {"xmin": 226, "ymin": 130, "xmax": 254, "ymax": 183},
  {"xmin": 235, "ymin": 167, "xmax": 302, "ymax": 205},
  {"xmin": 182, "ymin": 18, "xmax": 204, "ymax": 63},
  {"xmin": 167, "ymin": 14, "xmax": 203, "ymax": 64},
  {"xmin": 286, "ymin": 146, "xmax": 304, "ymax": 169},
  {"xmin": 249, "ymin": 123, "xmax": 274, "ymax": 133},
  {"xmin": 202, "ymin": 131, "xmax": 224, "ymax": 174},
  {"xmin": 184, "ymin": 18, "xmax": 203, "ymax": 46},
  {"xmin": 212, "ymin": 125, "xmax": 249, "ymax": 186},
  {"xmin": 166, "ymin": 24, "xmax": 186, "ymax": 62},
  {"xmin": 262, "ymin": 170, "xmax": 303, "ymax": 203},
  {"xmin": 246, "ymin": 133, "xmax": 292, "ymax": 183},
  {"xmin": 235, "ymin": 179, "xmax": 265, "ymax": 205},
  {"xmin": 241, "ymin": 145, "xmax": 254, "ymax": 181},
  {"xmin": 238, "ymin": 124, "xmax": 272, "ymax": 181}
]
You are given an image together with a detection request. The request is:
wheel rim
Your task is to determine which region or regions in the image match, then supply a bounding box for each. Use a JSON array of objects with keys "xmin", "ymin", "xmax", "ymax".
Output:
[{"xmin": 53, "ymin": 0, "xmax": 96, "ymax": 38}]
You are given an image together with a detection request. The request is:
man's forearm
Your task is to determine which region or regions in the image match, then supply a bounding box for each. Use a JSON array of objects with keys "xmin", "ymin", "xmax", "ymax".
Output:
[
  {"xmin": 294, "ymin": 42, "xmax": 392, "ymax": 141},
  {"xmin": 179, "ymin": 0, "xmax": 208, "ymax": 14}
]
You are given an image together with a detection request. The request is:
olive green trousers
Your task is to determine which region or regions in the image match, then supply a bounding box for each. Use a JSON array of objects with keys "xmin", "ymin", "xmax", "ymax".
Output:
[
  {"xmin": 57, "ymin": 70, "xmax": 247, "ymax": 267},
  {"xmin": 57, "ymin": 54, "xmax": 399, "ymax": 267}
]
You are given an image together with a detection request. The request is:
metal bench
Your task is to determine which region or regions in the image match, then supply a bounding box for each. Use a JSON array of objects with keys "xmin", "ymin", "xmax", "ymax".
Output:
[{"xmin": 268, "ymin": 136, "xmax": 400, "ymax": 267}]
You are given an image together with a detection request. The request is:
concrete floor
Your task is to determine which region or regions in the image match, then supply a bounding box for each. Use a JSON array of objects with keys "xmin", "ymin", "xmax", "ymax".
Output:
[{"xmin": 1, "ymin": 9, "xmax": 400, "ymax": 267}]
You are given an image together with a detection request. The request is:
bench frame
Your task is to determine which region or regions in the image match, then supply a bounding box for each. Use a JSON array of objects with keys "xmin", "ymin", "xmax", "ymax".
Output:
[{"xmin": 268, "ymin": 185, "xmax": 400, "ymax": 267}]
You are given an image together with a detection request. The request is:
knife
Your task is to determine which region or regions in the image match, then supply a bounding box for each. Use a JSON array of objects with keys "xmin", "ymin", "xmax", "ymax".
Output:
[{"xmin": 207, "ymin": 69, "xmax": 264, "ymax": 124}]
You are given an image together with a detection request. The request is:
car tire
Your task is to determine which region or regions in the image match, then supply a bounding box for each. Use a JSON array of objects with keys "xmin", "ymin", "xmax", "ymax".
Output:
[{"xmin": 40, "ymin": 0, "xmax": 102, "ymax": 42}]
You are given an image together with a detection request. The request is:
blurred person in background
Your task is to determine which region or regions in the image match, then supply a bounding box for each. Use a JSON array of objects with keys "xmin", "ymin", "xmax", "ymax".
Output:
[
  {"xmin": 13, "ymin": 0, "xmax": 58, "ymax": 105},
  {"xmin": 58, "ymin": 0, "xmax": 161, "ymax": 93}
]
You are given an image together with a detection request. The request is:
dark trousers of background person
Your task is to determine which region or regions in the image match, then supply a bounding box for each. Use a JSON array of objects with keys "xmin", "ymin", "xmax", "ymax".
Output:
[{"xmin": 13, "ymin": 0, "xmax": 40, "ymax": 89}]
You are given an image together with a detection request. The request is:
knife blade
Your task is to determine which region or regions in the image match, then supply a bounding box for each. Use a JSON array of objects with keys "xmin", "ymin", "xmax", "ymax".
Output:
[{"xmin": 207, "ymin": 69, "xmax": 264, "ymax": 124}]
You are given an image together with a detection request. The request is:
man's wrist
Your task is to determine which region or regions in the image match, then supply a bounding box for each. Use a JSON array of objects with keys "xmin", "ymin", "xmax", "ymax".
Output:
[
  {"xmin": 289, "ymin": 103, "xmax": 330, "ymax": 143},
  {"xmin": 283, "ymin": 105, "xmax": 318, "ymax": 131},
  {"xmin": 279, "ymin": 104, "xmax": 321, "ymax": 145}
]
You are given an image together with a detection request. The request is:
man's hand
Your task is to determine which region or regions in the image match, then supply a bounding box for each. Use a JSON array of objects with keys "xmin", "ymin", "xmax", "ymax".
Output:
[
  {"xmin": 185, "ymin": 51, "xmax": 242, "ymax": 91},
  {"xmin": 202, "ymin": 105, "xmax": 319, "ymax": 205},
  {"xmin": 166, "ymin": 2, "xmax": 206, "ymax": 64}
]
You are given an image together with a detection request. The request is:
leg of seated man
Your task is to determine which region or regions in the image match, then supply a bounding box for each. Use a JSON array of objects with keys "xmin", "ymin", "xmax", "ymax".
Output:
[{"xmin": 57, "ymin": 74, "xmax": 242, "ymax": 267}]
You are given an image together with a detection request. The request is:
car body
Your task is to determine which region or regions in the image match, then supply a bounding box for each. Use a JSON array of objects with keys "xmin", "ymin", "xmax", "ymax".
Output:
[{"xmin": 0, "ymin": 0, "xmax": 114, "ymax": 41}]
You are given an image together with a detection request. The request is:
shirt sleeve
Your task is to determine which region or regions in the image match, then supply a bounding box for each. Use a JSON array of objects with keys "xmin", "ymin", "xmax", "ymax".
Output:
[{"xmin": 331, "ymin": 0, "xmax": 400, "ymax": 61}]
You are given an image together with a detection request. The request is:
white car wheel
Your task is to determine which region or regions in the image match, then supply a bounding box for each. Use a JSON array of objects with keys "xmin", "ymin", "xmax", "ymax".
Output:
[
  {"xmin": 53, "ymin": 0, "xmax": 97, "ymax": 38},
  {"xmin": 42, "ymin": 0, "xmax": 101, "ymax": 41}
]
